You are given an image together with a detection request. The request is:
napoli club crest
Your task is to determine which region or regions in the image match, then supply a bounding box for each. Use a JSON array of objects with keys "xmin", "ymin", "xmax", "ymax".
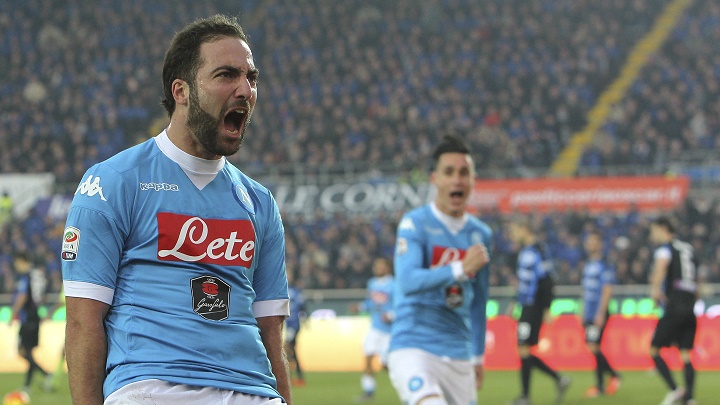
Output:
[{"xmin": 191, "ymin": 275, "xmax": 231, "ymax": 321}]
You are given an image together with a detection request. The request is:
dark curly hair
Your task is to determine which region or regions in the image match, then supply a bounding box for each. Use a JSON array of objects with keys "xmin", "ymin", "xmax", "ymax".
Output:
[{"xmin": 160, "ymin": 14, "xmax": 248, "ymax": 116}]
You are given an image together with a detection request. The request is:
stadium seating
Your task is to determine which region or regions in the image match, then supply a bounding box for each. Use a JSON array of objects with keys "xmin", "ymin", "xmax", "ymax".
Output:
[{"xmin": 1, "ymin": 0, "xmax": 719, "ymax": 294}]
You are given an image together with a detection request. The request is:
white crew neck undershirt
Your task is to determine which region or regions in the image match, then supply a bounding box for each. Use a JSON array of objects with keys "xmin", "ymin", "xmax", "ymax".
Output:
[
  {"xmin": 430, "ymin": 202, "xmax": 468, "ymax": 235},
  {"xmin": 154, "ymin": 130, "xmax": 225, "ymax": 190}
]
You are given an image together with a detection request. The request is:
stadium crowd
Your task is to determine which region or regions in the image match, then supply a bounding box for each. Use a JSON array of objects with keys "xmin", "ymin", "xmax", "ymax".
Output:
[
  {"xmin": 580, "ymin": 0, "xmax": 720, "ymax": 173},
  {"xmin": 1, "ymin": 0, "xmax": 720, "ymax": 296},
  {"xmin": 0, "ymin": 0, "xmax": 674, "ymax": 184},
  {"xmin": 2, "ymin": 193, "xmax": 720, "ymax": 296}
]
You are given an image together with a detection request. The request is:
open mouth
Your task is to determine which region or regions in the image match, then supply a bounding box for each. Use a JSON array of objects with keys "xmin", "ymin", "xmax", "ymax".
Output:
[
  {"xmin": 450, "ymin": 191, "xmax": 464, "ymax": 199},
  {"xmin": 223, "ymin": 109, "xmax": 247, "ymax": 135}
]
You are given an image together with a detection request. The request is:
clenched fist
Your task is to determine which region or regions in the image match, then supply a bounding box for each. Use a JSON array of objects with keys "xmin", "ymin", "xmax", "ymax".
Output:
[{"xmin": 462, "ymin": 243, "xmax": 489, "ymax": 277}]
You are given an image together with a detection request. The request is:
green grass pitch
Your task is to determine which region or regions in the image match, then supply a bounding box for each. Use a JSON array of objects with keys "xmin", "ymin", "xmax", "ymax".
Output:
[{"xmin": 2, "ymin": 370, "xmax": 717, "ymax": 404}]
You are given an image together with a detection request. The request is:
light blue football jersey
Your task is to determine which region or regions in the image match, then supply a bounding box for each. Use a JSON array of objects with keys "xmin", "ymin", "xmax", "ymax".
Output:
[
  {"xmin": 582, "ymin": 258, "xmax": 616, "ymax": 322},
  {"xmin": 61, "ymin": 132, "xmax": 289, "ymax": 400},
  {"xmin": 365, "ymin": 275, "xmax": 394, "ymax": 334},
  {"xmin": 389, "ymin": 204, "xmax": 492, "ymax": 361}
]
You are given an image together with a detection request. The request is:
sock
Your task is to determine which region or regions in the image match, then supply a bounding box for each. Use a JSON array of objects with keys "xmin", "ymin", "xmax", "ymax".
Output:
[
  {"xmin": 22, "ymin": 353, "xmax": 39, "ymax": 387},
  {"xmin": 24, "ymin": 366, "xmax": 33, "ymax": 388},
  {"xmin": 597, "ymin": 351, "xmax": 619, "ymax": 378},
  {"xmin": 652, "ymin": 354, "xmax": 676, "ymax": 390},
  {"xmin": 530, "ymin": 354, "xmax": 560, "ymax": 380},
  {"xmin": 361, "ymin": 373, "xmax": 376, "ymax": 395},
  {"xmin": 520, "ymin": 356, "xmax": 531, "ymax": 397},
  {"xmin": 683, "ymin": 361, "xmax": 695, "ymax": 400},
  {"xmin": 594, "ymin": 352, "xmax": 605, "ymax": 392},
  {"xmin": 294, "ymin": 353, "xmax": 304, "ymax": 380}
]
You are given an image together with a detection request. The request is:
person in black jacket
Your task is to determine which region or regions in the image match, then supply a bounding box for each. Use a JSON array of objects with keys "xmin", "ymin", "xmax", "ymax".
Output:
[{"xmin": 10, "ymin": 251, "xmax": 52, "ymax": 393}]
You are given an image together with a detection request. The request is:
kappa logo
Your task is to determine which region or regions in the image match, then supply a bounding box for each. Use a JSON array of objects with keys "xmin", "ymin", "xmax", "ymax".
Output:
[
  {"xmin": 140, "ymin": 182, "xmax": 179, "ymax": 192},
  {"xmin": 61, "ymin": 227, "xmax": 80, "ymax": 261},
  {"xmin": 399, "ymin": 217, "xmax": 415, "ymax": 231},
  {"xmin": 75, "ymin": 175, "xmax": 107, "ymax": 201},
  {"xmin": 424, "ymin": 226, "xmax": 443, "ymax": 235}
]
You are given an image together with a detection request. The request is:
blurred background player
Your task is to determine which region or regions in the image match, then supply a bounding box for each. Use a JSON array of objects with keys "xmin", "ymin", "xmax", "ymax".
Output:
[
  {"xmin": 9, "ymin": 251, "xmax": 52, "ymax": 394},
  {"xmin": 648, "ymin": 216, "xmax": 699, "ymax": 405},
  {"xmin": 355, "ymin": 257, "xmax": 394, "ymax": 402},
  {"xmin": 388, "ymin": 134, "xmax": 492, "ymax": 405},
  {"xmin": 285, "ymin": 270, "xmax": 306, "ymax": 387},
  {"xmin": 45, "ymin": 286, "xmax": 68, "ymax": 391},
  {"xmin": 508, "ymin": 217, "xmax": 570, "ymax": 405},
  {"xmin": 581, "ymin": 232, "xmax": 621, "ymax": 398}
]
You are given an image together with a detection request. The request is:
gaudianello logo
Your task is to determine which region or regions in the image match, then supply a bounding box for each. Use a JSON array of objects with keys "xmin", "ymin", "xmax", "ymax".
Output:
[
  {"xmin": 140, "ymin": 182, "xmax": 179, "ymax": 191},
  {"xmin": 75, "ymin": 175, "xmax": 107, "ymax": 201}
]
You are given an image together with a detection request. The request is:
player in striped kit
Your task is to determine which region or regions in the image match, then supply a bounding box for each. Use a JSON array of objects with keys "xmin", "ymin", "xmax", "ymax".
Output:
[
  {"xmin": 508, "ymin": 218, "xmax": 570, "ymax": 405},
  {"xmin": 581, "ymin": 232, "xmax": 620, "ymax": 398}
]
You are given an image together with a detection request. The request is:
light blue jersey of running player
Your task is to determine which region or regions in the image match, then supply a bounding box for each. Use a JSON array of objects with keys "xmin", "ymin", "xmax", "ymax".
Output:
[
  {"xmin": 582, "ymin": 258, "xmax": 616, "ymax": 322},
  {"xmin": 390, "ymin": 203, "xmax": 492, "ymax": 362},
  {"xmin": 516, "ymin": 243, "xmax": 553, "ymax": 306},
  {"xmin": 61, "ymin": 131, "xmax": 289, "ymax": 400},
  {"xmin": 364, "ymin": 275, "xmax": 394, "ymax": 334}
]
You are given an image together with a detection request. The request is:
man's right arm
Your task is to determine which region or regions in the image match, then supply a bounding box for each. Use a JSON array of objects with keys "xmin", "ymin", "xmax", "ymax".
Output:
[
  {"xmin": 650, "ymin": 248, "xmax": 671, "ymax": 306},
  {"xmin": 394, "ymin": 216, "xmax": 487, "ymax": 295},
  {"xmin": 65, "ymin": 297, "xmax": 110, "ymax": 405}
]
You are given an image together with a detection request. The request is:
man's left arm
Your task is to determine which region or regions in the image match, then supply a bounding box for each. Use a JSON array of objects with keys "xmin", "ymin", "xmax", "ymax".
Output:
[
  {"xmin": 9, "ymin": 291, "xmax": 27, "ymax": 324},
  {"xmin": 257, "ymin": 315, "xmax": 292, "ymax": 405},
  {"xmin": 470, "ymin": 265, "xmax": 490, "ymax": 389},
  {"xmin": 650, "ymin": 248, "xmax": 671, "ymax": 306},
  {"xmin": 253, "ymin": 191, "xmax": 291, "ymax": 403},
  {"xmin": 595, "ymin": 265, "xmax": 616, "ymax": 326}
]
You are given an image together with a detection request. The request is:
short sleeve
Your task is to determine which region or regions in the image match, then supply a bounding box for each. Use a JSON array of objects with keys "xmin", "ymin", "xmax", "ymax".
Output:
[
  {"xmin": 61, "ymin": 166, "xmax": 128, "ymax": 301},
  {"xmin": 251, "ymin": 191, "xmax": 289, "ymax": 316}
]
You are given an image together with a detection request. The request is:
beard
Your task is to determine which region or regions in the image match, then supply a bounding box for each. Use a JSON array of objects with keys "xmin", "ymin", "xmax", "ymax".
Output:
[{"xmin": 186, "ymin": 86, "xmax": 249, "ymax": 157}]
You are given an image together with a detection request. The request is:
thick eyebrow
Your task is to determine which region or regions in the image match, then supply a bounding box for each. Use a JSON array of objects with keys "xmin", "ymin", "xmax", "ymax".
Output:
[{"xmin": 210, "ymin": 65, "xmax": 259, "ymax": 77}]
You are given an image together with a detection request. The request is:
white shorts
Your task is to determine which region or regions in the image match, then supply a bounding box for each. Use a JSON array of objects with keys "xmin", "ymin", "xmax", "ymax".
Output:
[
  {"xmin": 105, "ymin": 379, "xmax": 285, "ymax": 405},
  {"xmin": 388, "ymin": 348, "xmax": 476, "ymax": 405},
  {"xmin": 363, "ymin": 328, "xmax": 391, "ymax": 360}
]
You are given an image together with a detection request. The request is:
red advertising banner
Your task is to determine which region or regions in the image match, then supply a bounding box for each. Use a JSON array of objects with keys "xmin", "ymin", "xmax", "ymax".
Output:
[
  {"xmin": 485, "ymin": 315, "xmax": 720, "ymax": 370},
  {"xmin": 469, "ymin": 176, "xmax": 689, "ymax": 214}
]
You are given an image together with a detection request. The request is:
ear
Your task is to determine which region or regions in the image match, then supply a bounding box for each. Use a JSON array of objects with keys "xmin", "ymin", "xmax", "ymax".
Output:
[{"xmin": 171, "ymin": 79, "xmax": 190, "ymax": 107}]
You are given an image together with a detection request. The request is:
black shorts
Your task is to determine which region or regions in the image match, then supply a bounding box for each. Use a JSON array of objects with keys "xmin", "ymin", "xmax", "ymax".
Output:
[
  {"xmin": 651, "ymin": 303, "xmax": 697, "ymax": 350},
  {"xmin": 535, "ymin": 276, "xmax": 555, "ymax": 311},
  {"xmin": 584, "ymin": 310, "xmax": 610, "ymax": 345},
  {"xmin": 584, "ymin": 320, "xmax": 608, "ymax": 345},
  {"xmin": 517, "ymin": 277, "xmax": 554, "ymax": 346},
  {"xmin": 19, "ymin": 320, "xmax": 40, "ymax": 350},
  {"xmin": 518, "ymin": 304, "xmax": 544, "ymax": 346}
]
